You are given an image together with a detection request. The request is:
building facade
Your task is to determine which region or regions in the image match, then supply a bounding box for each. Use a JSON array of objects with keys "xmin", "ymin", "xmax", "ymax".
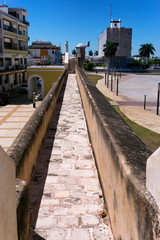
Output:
[
  {"xmin": 28, "ymin": 41, "xmax": 61, "ymax": 65},
  {"xmin": 98, "ymin": 19, "xmax": 132, "ymax": 57},
  {"xmin": 0, "ymin": 5, "xmax": 29, "ymax": 92}
]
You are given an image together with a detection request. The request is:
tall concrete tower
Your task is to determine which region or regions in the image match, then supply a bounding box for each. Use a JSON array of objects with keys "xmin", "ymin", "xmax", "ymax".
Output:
[{"xmin": 98, "ymin": 19, "xmax": 132, "ymax": 57}]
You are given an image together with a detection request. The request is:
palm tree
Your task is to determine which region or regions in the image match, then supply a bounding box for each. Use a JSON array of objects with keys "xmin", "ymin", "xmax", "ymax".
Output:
[
  {"xmin": 88, "ymin": 50, "xmax": 93, "ymax": 57},
  {"xmin": 103, "ymin": 41, "xmax": 117, "ymax": 69},
  {"xmin": 72, "ymin": 49, "xmax": 77, "ymax": 57},
  {"xmin": 94, "ymin": 50, "xmax": 98, "ymax": 56},
  {"xmin": 139, "ymin": 43, "xmax": 156, "ymax": 59}
]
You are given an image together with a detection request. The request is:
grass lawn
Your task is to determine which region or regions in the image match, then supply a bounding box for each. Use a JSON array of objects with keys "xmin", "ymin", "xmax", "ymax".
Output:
[
  {"xmin": 113, "ymin": 105, "xmax": 160, "ymax": 152},
  {"xmin": 87, "ymin": 74, "xmax": 103, "ymax": 86}
]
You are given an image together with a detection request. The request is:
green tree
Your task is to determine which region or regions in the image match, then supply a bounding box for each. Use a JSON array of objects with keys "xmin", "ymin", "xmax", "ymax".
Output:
[
  {"xmin": 103, "ymin": 41, "xmax": 117, "ymax": 69},
  {"xmin": 72, "ymin": 49, "xmax": 77, "ymax": 57},
  {"xmin": 138, "ymin": 43, "xmax": 156, "ymax": 59},
  {"xmin": 94, "ymin": 50, "xmax": 98, "ymax": 56},
  {"xmin": 88, "ymin": 50, "xmax": 93, "ymax": 56},
  {"xmin": 83, "ymin": 60, "xmax": 94, "ymax": 71}
]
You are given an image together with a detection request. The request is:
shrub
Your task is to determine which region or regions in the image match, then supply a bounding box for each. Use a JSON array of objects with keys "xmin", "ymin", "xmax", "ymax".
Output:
[{"xmin": 83, "ymin": 61, "xmax": 94, "ymax": 71}]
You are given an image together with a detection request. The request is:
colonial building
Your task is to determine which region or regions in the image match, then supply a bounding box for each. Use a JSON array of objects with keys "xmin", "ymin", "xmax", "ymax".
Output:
[
  {"xmin": 98, "ymin": 19, "xmax": 132, "ymax": 57},
  {"xmin": 98, "ymin": 19, "xmax": 132, "ymax": 68},
  {"xmin": 28, "ymin": 41, "xmax": 61, "ymax": 65},
  {"xmin": 0, "ymin": 5, "xmax": 29, "ymax": 92}
]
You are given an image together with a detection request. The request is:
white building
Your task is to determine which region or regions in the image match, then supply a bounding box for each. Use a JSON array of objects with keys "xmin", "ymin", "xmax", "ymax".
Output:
[
  {"xmin": 28, "ymin": 41, "xmax": 61, "ymax": 65},
  {"xmin": 0, "ymin": 5, "xmax": 29, "ymax": 92}
]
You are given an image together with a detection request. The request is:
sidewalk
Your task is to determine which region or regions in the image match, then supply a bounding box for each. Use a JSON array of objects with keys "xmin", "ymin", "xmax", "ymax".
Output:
[
  {"xmin": 0, "ymin": 101, "xmax": 41, "ymax": 151},
  {"xmin": 28, "ymin": 74, "xmax": 113, "ymax": 240},
  {"xmin": 96, "ymin": 72, "xmax": 160, "ymax": 134}
]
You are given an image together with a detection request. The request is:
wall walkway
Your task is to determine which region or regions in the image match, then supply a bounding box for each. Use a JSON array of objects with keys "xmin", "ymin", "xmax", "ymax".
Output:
[{"xmin": 28, "ymin": 74, "xmax": 113, "ymax": 239}]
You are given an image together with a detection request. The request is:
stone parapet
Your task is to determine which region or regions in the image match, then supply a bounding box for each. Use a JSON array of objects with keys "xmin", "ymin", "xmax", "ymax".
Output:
[
  {"xmin": 7, "ymin": 68, "xmax": 68, "ymax": 183},
  {"xmin": 75, "ymin": 66, "xmax": 160, "ymax": 240},
  {"xmin": 7, "ymin": 68, "xmax": 68, "ymax": 239}
]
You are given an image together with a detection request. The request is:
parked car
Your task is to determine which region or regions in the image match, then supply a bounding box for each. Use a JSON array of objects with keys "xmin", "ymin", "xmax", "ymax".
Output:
[
  {"xmin": 19, "ymin": 83, "xmax": 28, "ymax": 93},
  {"xmin": 0, "ymin": 92, "xmax": 9, "ymax": 105}
]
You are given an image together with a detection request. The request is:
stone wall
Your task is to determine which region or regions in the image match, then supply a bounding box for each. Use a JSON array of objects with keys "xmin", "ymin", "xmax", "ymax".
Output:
[
  {"xmin": 0, "ymin": 146, "xmax": 18, "ymax": 240},
  {"xmin": 7, "ymin": 68, "xmax": 68, "ymax": 184},
  {"xmin": 7, "ymin": 69, "xmax": 68, "ymax": 240},
  {"xmin": 76, "ymin": 66, "xmax": 160, "ymax": 240}
]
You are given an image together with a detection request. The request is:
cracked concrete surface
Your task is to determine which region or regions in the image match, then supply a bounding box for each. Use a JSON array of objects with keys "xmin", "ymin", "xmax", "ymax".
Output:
[{"xmin": 28, "ymin": 74, "xmax": 113, "ymax": 240}]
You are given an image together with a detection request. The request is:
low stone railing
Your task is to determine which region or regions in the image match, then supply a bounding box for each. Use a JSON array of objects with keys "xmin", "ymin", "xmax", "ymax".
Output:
[
  {"xmin": 76, "ymin": 66, "xmax": 160, "ymax": 240},
  {"xmin": 7, "ymin": 68, "xmax": 68, "ymax": 240}
]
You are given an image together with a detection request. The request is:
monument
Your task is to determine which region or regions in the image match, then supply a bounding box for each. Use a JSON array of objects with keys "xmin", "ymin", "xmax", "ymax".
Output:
[
  {"xmin": 76, "ymin": 43, "xmax": 85, "ymax": 67},
  {"xmin": 64, "ymin": 41, "xmax": 69, "ymax": 69}
]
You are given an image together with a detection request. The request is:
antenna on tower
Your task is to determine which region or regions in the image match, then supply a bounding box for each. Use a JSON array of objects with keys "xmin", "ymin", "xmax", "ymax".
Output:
[
  {"xmin": 110, "ymin": 0, "xmax": 112, "ymax": 22},
  {"xmin": 2, "ymin": 0, "xmax": 8, "ymax": 5}
]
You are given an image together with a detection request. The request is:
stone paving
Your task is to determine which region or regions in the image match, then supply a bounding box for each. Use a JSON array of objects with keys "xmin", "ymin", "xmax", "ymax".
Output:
[
  {"xmin": 0, "ymin": 104, "xmax": 38, "ymax": 150},
  {"xmin": 28, "ymin": 74, "xmax": 113, "ymax": 240},
  {"xmin": 96, "ymin": 72, "xmax": 160, "ymax": 134}
]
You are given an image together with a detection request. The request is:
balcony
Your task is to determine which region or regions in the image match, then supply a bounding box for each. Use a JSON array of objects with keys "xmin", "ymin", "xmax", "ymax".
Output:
[
  {"xmin": 19, "ymin": 46, "xmax": 27, "ymax": 51},
  {"xmin": 18, "ymin": 30, "xmax": 22, "ymax": 35},
  {"xmin": 3, "ymin": 25, "xmax": 17, "ymax": 34},
  {"xmin": 4, "ymin": 42, "xmax": 12, "ymax": 49},
  {"xmin": 4, "ymin": 42, "xmax": 18, "ymax": 54},
  {"xmin": 4, "ymin": 42, "xmax": 18, "ymax": 50},
  {"xmin": 3, "ymin": 25, "xmax": 10, "ymax": 31},
  {"xmin": 0, "ymin": 43, "xmax": 2, "ymax": 54},
  {"xmin": 23, "ymin": 21, "xmax": 29, "ymax": 26}
]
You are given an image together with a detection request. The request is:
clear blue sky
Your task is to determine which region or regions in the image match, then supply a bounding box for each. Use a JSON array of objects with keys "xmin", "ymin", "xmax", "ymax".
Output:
[{"xmin": 9, "ymin": 0, "xmax": 160, "ymax": 57}]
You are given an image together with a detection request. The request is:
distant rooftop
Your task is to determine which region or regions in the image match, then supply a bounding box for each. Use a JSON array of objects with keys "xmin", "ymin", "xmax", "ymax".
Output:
[
  {"xmin": 32, "ymin": 41, "xmax": 53, "ymax": 46},
  {"xmin": 8, "ymin": 7, "xmax": 28, "ymax": 12},
  {"xmin": 29, "ymin": 41, "xmax": 60, "ymax": 50}
]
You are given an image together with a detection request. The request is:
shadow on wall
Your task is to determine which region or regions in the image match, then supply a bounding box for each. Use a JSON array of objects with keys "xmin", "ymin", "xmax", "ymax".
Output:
[
  {"xmin": 33, "ymin": 235, "xmax": 45, "ymax": 240},
  {"xmin": 28, "ymin": 77, "xmax": 67, "ymax": 239}
]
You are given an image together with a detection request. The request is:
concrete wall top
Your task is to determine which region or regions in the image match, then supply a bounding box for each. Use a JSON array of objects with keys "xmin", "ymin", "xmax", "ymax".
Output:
[{"xmin": 76, "ymin": 66, "xmax": 160, "ymax": 239}]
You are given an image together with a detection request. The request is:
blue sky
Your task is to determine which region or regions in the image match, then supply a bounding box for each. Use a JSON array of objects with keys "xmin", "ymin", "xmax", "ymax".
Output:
[{"xmin": 9, "ymin": 0, "xmax": 160, "ymax": 56}]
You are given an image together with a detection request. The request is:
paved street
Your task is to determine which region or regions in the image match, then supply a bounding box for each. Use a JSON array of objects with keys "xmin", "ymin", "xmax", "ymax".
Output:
[
  {"xmin": 96, "ymin": 72, "xmax": 160, "ymax": 134},
  {"xmin": 28, "ymin": 74, "xmax": 113, "ymax": 240},
  {"xmin": 0, "ymin": 89, "xmax": 41, "ymax": 151}
]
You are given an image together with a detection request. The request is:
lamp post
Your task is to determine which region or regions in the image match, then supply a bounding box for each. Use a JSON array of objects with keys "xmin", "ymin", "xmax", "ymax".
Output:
[{"xmin": 156, "ymin": 83, "xmax": 160, "ymax": 115}]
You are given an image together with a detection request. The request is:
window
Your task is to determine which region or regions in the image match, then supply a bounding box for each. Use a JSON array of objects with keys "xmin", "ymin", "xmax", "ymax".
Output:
[
  {"xmin": 14, "ymin": 73, "xmax": 18, "ymax": 85},
  {"xmin": 0, "ymin": 58, "xmax": 3, "ymax": 67},
  {"xmin": 52, "ymin": 51, "xmax": 54, "ymax": 54},
  {"xmin": 0, "ymin": 76, "xmax": 2, "ymax": 85},
  {"xmin": 22, "ymin": 72, "xmax": 25, "ymax": 81},
  {"xmin": 19, "ymin": 74, "xmax": 21, "ymax": 84},
  {"xmin": 15, "ymin": 58, "xmax": 19, "ymax": 66},
  {"xmin": 23, "ymin": 15, "xmax": 25, "ymax": 23},
  {"xmin": 5, "ymin": 58, "xmax": 11, "ymax": 67},
  {"xmin": 5, "ymin": 75, "xmax": 9, "ymax": 84},
  {"xmin": 0, "ymin": 38, "xmax": 2, "ymax": 53},
  {"xmin": 3, "ymin": 20, "xmax": 11, "ymax": 31}
]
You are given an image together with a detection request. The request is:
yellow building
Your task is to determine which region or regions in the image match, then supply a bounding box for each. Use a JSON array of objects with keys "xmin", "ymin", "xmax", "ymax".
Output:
[{"xmin": 27, "ymin": 66, "xmax": 64, "ymax": 99}]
